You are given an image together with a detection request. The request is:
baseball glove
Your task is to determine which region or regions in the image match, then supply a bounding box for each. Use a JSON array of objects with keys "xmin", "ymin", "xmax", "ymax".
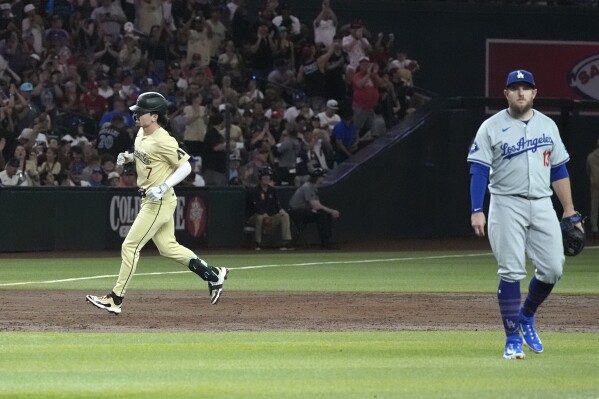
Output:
[{"xmin": 560, "ymin": 212, "xmax": 586, "ymax": 257}]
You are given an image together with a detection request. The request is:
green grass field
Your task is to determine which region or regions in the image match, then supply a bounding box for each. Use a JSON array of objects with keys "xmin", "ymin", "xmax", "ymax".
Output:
[{"xmin": 1, "ymin": 248, "xmax": 598, "ymax": 398}]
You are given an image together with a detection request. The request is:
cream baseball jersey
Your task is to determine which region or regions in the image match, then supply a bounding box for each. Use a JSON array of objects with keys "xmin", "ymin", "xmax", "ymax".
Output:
[
  {"xmin": 133, "ymin": 127, "xmax": 190, "ymax": 190},
  {"xmin": 467, "ymin": 109, "xmax": 569, "ymax": 199}
]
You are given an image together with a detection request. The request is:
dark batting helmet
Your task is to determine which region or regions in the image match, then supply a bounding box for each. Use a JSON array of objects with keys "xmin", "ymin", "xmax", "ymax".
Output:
[{"xmin": 129, "ymin": 92, "xmax": 168, "ymax": 115}]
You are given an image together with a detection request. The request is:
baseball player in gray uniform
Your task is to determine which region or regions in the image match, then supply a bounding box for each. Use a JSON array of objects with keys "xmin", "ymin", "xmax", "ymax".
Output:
[{"xmin": 467, "ymin": 70, "xmax": 583, "ymax": 359}]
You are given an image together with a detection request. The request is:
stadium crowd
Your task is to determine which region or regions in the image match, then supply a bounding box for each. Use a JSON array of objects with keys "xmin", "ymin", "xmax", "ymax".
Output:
[{"xmin": 0, "ymin": 0, "xmax": 422, "ymax": 188}]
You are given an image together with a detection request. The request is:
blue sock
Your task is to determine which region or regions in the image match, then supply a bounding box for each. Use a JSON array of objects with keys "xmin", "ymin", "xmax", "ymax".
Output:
[
  {"xmin": 521, "ymin": 276, "xmax": 554, "ymax": 318},
  {"xmin": 497, "ymin": 279, "xmax": 521, "ymax": 336}
]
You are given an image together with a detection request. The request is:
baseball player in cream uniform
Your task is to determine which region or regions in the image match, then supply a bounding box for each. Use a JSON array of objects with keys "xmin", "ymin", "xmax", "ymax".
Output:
[
  {"xmin": 468, "ymin": 70, "xmax": 582, "ymax": 359},
  {"xmin": 86, "ymin": 92, "xmax": 228, "ymax": 314}
]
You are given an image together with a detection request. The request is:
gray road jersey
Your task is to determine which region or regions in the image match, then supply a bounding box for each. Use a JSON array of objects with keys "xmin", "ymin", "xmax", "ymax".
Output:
[{"xmin": 467, "ymin": 109, "xmax": 569, "ymax": 198}]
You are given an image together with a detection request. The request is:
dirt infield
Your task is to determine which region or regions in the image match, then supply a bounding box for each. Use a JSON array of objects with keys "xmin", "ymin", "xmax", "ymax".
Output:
[{"xmin": 1, "ymin": 290, "xmax": 597, "ymax": 333}]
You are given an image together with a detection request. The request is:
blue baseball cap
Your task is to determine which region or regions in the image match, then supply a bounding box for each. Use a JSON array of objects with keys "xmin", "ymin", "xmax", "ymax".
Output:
[
  {"xmin": 19, "ymin": 82, "xmax": 33, "ymax": 92},
  {"xmin": 506, "ymin": 70, "xmax": 535, "ymax": 88}
]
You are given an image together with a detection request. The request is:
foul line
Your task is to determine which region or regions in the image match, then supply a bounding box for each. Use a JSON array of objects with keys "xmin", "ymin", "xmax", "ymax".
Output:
[
  {"xmin": 3, "ymin": 246, "xmax": 597, "ymax": 287},
  {"xmin": 0, "ymin": 252, "xmax": 493, "ymax": 287}
]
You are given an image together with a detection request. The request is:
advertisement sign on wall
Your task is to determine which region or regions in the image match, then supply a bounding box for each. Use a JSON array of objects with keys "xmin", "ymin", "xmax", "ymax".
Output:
[
  {"xmin": 487, "ymin": 39, "xmax": 599, "ymax": 100},
  {"xmin": 106, "ymin": 192, "xmax": 208, "ymax": 249}
]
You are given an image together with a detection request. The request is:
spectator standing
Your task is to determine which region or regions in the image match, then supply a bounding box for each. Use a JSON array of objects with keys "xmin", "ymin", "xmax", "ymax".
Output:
[
  {"xmin": 226, "ymin": 0, "xmax": 242, "ymax": 21},
  {"xmin": 13, "ymin": 82, "xmax": 41, "ymax": 135},
  {"xmin": 288, "ymin": 168, "xmax": 339, "ymax": 248},
  {"xmin": 249, "ymin": 23, "xmax": 276, "ymax": 85},
  {"xmin": 46, "ymin": 14, "xmax": 72, "ymax": 51},
  {"xmin": 119, "ymin": 34, "xmax": 143, "ymax": 71},
  {"xmin": 206, "ymin": 9, "xmax": 227, "ymax": 64},
  {"xmin": 240, "ymin": 147, "xmax": 271, "ymax": 187},
  {"xmin": 271, "ymin": 3, "xmax": 300, "ymax": 35},
  {"xmin": 297, "ymin": 44, "xmax": 334, "ymax": 113},
  {"xmin": 202, "ymin": 113, "xmax": 227, "ymax": 185},
  {"xmin": 341, "ymin": 21, "xmax": 371, "ymax": 79},
  {"xmin": 272, "ymin": 26, "xmax": 294, "ymax": 69},
  {"xmin": 183, "ymin": 93, "xmax": 208, "ymax": 158},
  {"xmin": 313, "ymin": 0, "xmax": 337, "ymax": 48},
  {"xmin": 146, "ymin": 25, "xmax": 170, "ymax": 79},
  {"xmin": 586, "ymin": 139, "xmax": 599, "ymax": 233},
  {"xmin": 185, "ymin": 15, "xmax": 212, "ymax": 66},
  {"xmin": 389, "ymin": 65, "xmax": 415, "ymax": 120},
  {"xmin": 352, "ymin": 56, "xmax": 383, "ymax": 134},
  {"xmin": 249, "ymin": 166, "xmax": 293, "ymax": 250},
  {"xmin": 80, "ymin": 82, "xmax": 108, "ymax": 121},
  {"xmin": 99, "ymin": 97, "xmax": 136, "ymax": 129},
  {"xmin": 217, "ymin": 41, "xmax": 242, "ymax": 81},
  {"xmin": 274, "ymin": 122, "xmax": 301, "ymax": 185},
  {"xmin": 324, "ymin": 42, "xmax": 347, "ymax": 103},
  {"xmin": 231, "ymin": 3, "xmax": 251, "ymax": 48},
  {"xmin": 22, "ymin": 4, "xmax": 44, "ymax": 55},
  {"xmin": 135, "ymin": 0, "xmax": 162, "ymax": 35},
  {"xmin": 90, "ymin": 0, "xmax": 127, "ymax": 40},
  {"xmin": 390, "ymin": 51, "xmax": 420, "ymax": 74}
]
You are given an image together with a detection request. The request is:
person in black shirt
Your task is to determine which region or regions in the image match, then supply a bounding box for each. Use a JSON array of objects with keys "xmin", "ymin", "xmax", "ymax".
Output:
[
  {"xmin": 297, "ymin": 43, "xmax": 335, "ymax": 113},
  {"xmin": 96, "ymin": 114, "xmax": 133, "ymax": 159},
  {"xmin": 249, "ymin": 166, "xmax": 293, "ymax": 250},
  {"xmin": 203, "ymin": 113, "xmax": 227, "ymax": 185}
]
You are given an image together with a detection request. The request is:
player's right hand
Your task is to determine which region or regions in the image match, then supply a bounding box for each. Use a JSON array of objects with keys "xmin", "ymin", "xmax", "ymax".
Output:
[{"xmin": 117, "ymin": 151, "xmax": 134, "ymax": 166}]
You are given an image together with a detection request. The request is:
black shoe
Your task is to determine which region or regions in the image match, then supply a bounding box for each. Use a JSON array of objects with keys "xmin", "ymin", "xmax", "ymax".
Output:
[{"xmin": 280, "ymin": 241, "xmax": 294, "ymax": 251}]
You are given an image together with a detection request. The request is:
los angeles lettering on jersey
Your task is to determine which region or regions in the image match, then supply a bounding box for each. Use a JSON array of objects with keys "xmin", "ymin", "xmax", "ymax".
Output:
[{"xmin": 500, "ymin": 134, "xmax": 554, "ymax": 159}]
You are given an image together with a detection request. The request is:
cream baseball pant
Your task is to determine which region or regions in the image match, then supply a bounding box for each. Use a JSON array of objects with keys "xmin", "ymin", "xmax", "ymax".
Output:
[{"xmin": 113, "ymin": 191, "xmax": 196, "ymax": 297}]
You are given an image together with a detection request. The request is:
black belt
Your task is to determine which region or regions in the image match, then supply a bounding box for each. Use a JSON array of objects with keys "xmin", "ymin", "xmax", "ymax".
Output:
[
  {"xmin": 512, "ymin": 194, "xmax": 542, "ymax": 200},
  {"xmin": 139, "ymin": 189, "xmax": 146, "ymax": 198}
]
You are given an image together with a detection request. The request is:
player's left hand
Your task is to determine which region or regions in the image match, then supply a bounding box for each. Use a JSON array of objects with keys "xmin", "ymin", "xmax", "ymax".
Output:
[
  {"xmin": 471, "ymin": 212, "xmax": 486, "ymax": 237},
  {"xmin": 146, "ymin": 183, "xmax": 169, "ymax": 201}
]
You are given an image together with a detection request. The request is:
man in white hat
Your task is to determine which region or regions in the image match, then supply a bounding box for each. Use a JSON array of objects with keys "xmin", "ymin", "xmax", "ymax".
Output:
[
  {"xmin": 317, "ymin": 99, "xmax": 341, "ymax": 134},
  {"xmin": 22, "ymin": 4, "xmax": 43, "ymax": 54}
]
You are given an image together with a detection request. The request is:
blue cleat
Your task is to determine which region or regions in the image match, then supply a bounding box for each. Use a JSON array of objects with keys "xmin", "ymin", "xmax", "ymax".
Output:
[
  {"xmin": 503, "ymin": 335, "xmax": 525, "ymax": 359},
  {"xmin": 519, "ymin": 311, "xmax": 544, "ymax": 353}
]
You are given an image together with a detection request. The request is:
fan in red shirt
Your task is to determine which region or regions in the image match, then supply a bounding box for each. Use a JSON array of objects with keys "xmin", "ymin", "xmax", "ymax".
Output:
[
  {"xmin": 80, "ymin": 81, "xmax": 108, "ymax": 121},
  {"xmin": 351, "ymin": 56, "xmax": 383, "ymax": 133}
]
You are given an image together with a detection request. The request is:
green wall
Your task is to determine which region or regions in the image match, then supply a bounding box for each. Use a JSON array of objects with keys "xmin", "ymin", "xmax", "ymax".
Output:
[{"xmin": 0, "ymin": 187, "xmax": 246, "ymax": 252}]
